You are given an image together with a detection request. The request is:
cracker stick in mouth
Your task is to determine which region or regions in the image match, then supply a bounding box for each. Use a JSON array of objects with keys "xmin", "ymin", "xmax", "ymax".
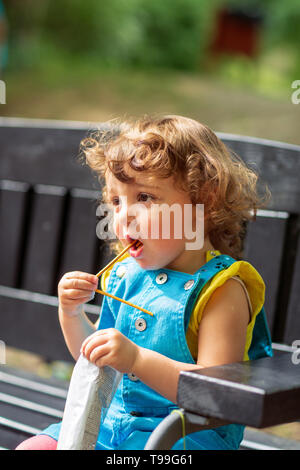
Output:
[{"xmin": 95, "ymin": 240, "xmax": 153, "ymax": 317}]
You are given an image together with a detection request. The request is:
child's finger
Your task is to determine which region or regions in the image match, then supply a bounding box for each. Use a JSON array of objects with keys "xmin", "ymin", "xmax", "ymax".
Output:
[
  {"xmin": 89, "ymin": 344, "xmax": 111, "ymax": 364},
  {"xmin": 81, "ymin": 333, "xmax": 95, "ymax": 356},
  {"xmin": 81, "ymin": 331, "xmax": 108, "ymax": 358},
  {"xmin": 65, "ymin": 271, "xmax": 98, "ymax": 283},
  {"xmin": 82, "ymin": 336, "xmax": 106, "ymax": 360},
  {"xmin": 64, "ymin": 290, "xmax": 95, "ymax": 301},
  {"xmin": 63, "ymin": 278, "xmax": 98, "ymax": 292},
  {"xmin": 62, "ymin": 272, "xmax": 99, "ymax": 289},
  {"xmin": 81, "ymin": 329, "xmax": 109, "ymax": 349}
]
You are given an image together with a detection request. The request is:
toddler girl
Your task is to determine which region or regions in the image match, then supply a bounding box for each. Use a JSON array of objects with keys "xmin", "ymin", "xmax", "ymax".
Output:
[{"xmin": 16, "ymin": 115, "xmax": 272, "ymax": 450}]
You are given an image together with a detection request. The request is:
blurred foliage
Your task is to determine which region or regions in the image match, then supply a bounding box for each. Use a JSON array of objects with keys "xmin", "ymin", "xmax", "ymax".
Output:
[
  {"xmin": 4, "ymin": 0, "xmax": 218, "ymax": 70},
  {"xmin": 2, "ymin": 0, "xmax": 300, "ymax": 96}
]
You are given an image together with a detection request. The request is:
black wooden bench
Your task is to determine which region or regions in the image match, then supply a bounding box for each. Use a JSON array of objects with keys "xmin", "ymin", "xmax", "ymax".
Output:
[{"xmin": 0, "ymin": 117, "xmax": 300, "ymax": 450}]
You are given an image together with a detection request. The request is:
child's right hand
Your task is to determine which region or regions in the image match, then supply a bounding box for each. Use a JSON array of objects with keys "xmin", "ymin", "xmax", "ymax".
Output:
[{"xmin": 58, "ymin": 271, "xmax": 99, "ymax": 317}]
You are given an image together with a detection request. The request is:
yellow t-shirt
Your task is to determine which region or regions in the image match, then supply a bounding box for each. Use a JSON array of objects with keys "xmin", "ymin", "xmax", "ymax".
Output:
[{"xmin": 100, "ymin": 251, "xmax": 265, "ymax": 362}]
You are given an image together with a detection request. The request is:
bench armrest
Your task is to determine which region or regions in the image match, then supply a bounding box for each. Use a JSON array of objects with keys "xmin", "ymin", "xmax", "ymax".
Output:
[{"xmin": 177, "ymin": 350, "xmax": 300, "ymax": 428}]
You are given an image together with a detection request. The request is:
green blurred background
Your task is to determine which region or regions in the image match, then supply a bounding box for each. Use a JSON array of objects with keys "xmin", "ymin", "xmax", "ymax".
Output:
[{"xmin": 0, "ymin": 0, "xmax": 299, "ymax": 143}]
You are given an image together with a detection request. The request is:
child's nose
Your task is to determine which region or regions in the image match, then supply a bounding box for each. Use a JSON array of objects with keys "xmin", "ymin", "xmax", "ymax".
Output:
[
  {"xmin": 116, "ymin": 202, "xmax": 137, "ymax": 235},
  {"xmin": 119, "ymin": 201, "xmax": 135, "ymax": 222}
]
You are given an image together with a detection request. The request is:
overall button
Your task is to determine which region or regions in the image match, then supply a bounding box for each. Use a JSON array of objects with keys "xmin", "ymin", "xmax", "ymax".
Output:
[
  {"xmin": 210, "ymin": 251, "xmax": 217, "ymax": 257},
  {"xmin": 128, "ymin": 373, "xmax": 139, "ymax": 382},
  {"xmin": 116, "ymin": 266, "xmax": 126, "ymax": 278},
  {"xmin": 130, "ymin": 411, "xmax": 142, "ymax": 417},
  {"xmin": 135, "ymin": 317, "xmax": 147, "ymax": 331},
  {"xmin": 156, "ymin": 272, "xmax": 168, "ymax": 284},
  {"xmin": 184, "ymin": 279, "xmax": 194, "ymax": 290}
]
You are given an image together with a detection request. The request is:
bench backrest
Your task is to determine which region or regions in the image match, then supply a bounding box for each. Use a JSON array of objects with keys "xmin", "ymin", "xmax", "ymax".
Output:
[{"xmin": 0, "ymin": 118, "xmax": 299, "ymax": 362}]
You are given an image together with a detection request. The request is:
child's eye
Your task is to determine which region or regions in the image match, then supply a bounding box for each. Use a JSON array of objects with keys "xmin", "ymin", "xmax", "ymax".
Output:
[
  {"xmin": 111, "ymin": 197, "xmax": 120, "ymax": 206},
  {"xmin": 137, "ymin": 193, "xmax": 155, "ymax": 203},
  {"xmin": 110, "ymin": 193, "xmax": 155, "ymax": 206}
]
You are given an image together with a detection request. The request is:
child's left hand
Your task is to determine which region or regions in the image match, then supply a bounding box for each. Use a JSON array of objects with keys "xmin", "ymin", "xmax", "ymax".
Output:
[{"xmin": 80, "ymin": 328, "xmax": 140, "ymax": 374}]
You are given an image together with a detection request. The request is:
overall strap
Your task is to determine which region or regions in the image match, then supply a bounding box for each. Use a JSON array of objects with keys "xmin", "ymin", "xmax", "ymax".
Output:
[
  {"xmin": 248, "ymin": 305, "xmax": 273, "ymax": 359},
  {"xmin": 184, "ymin": 254, "xmax": 236, "ymax": 331},
  {"xmin": 184, "ymin": 254, "xmax": 273, "ymax": 360}
]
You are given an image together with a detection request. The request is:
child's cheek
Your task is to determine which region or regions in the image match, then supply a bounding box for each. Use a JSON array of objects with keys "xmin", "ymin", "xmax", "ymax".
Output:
[
  {"xmin": 138, "ymin": 209, "xmax": 151, "ymax": 239},
  {"xmin": 113, "ymin": 216, "xmax": 124, "ymax": 240},
  {"xmin": 149, "ymin": 207, "xmax": 163, "ymax": 240}
]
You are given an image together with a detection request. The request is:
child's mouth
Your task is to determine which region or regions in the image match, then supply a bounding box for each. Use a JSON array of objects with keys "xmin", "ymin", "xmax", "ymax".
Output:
[{"xmin": 127, "ymin": 237, "xmax": 144, "ymax": 258}]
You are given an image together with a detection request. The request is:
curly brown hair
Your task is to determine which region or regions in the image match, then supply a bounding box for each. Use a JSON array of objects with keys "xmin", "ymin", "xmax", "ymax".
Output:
[{"xmin": 80, "ymin": 115, "xmax": 271, "ymax": 260}]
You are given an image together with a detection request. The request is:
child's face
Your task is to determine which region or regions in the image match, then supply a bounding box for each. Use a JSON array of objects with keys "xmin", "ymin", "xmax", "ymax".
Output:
[{"xmin": 106, "ymin": 168, "xmax": 205, "ymax": 272}]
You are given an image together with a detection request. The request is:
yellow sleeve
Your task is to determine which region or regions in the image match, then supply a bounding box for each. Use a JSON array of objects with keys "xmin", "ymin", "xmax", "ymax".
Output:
[
  {"xmin": 186, "ymin": 252, "xmax": 266, "ymax": 361},
  {"xmin": 100, "ymin": 251, "xmax": 130, "ymax": 291}
]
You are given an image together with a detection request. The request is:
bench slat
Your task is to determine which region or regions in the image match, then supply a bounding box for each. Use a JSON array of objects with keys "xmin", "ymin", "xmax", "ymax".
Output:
[
  {"xmin": 57, "ymin": 189, "xmax": 101, "ymax": 280},
  {"xmin": 0, "ymin": 416, "xmax": 40, "ymax": 449},
  {"xmin": 0, "ymin": 125, "xmax": 93, "ymax": 189},
  {"xmin": 0, "ymin": 286, "xmax": 98, "ymax": 361},
  {"xmin": 0, "ymin": 293, "xmax": 72, "ymax": 361},
  {"xmin": 0, "ymin": 377, "xmax": 67, "ymax": 409},
  {"xmin": 243, "ymin": 213, "xmax": 287, "ymax": 334},
  {"xmin": 284, "ymin": 231, "xmax": 300, "ymax": 344},
  {"xmin": 0, "ymin": 402, "xmax": 57, "ymax": 433},
  {"xmin": 0, "ymin": 181, "xmax": 30, "ymax": 287},
  {"xmin": 242, "ymin": 427, "xmax": 300, "ymax": 450},
  {"xmin": 0, "ymin": 392, "xmax": 63, "ymax": 419},
  {"xmin": 21, "ymin": 185, "xmax": 67, "ymax": 295},
  {"xmin": 221, "ymin": 136, "xmax": 300, "ymax": 214}
]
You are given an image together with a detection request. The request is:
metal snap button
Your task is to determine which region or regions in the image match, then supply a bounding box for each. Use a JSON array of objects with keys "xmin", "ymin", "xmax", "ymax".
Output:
[
  {"xmin": 156, "ymin": 272, "xmax": 168, "ymax": 284},
  {"xmin": 184, "ymin": 279, "xmax": 195, "ymax": 290},
  {"xmin": 130, "ymin": 411, "xmax": 142, "ymax": 417},
  {"xmin": 210, "ymin": 251, "xmax": 216, "ymax": 257},
  {"xmin": 135, "ymin": 317, "xmax": 147, "ymax": 331},
  {"xmin": 116, "ymin": 266, "xmax": 126, "ymax": 278},
  {"xmin": 128, "ymin": 373, "xmax": 139, "ymax": 382}
]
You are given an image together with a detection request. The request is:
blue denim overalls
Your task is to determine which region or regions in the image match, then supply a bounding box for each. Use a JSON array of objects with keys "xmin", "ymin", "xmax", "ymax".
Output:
[{"xmin": 41, "ymin": 253, "xmax": 272, "ymax": 450}]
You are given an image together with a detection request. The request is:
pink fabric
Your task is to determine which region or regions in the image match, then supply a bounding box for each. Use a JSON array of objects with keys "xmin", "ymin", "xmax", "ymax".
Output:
[{"xmin": 15, "ymin": 434, "xmax": 57, "ymax": 450}]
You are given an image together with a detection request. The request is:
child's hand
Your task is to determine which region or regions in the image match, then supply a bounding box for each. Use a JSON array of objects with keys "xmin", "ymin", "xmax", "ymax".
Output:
[
  {"xmin": 58, "ymin": 271, "xmax": 99, "ymax": 317},
  {"xmin": 80, "ymin": 328, "xmax": 140, "ymax": 374}
]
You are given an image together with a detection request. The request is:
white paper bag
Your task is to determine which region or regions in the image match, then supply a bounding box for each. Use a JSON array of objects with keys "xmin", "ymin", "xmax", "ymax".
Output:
[{"xmin": 57, "ymin": 354, "xmax": 122, "ymax": 450}]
